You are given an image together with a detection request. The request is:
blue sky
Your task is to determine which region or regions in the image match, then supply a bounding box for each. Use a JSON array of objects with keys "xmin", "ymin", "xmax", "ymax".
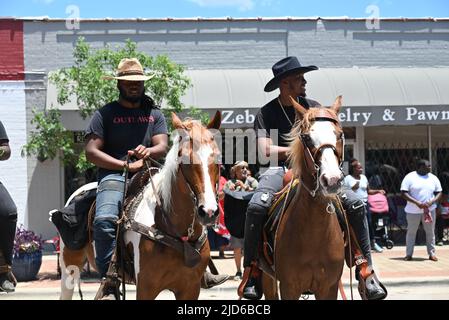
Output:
[{"xmin": 1, "ymin": 0, "xmax": 448, "ymax": 18}]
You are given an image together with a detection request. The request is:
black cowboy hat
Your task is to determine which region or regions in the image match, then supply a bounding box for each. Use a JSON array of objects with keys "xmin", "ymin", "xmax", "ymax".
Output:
[{"xmin": 264, "ymin": 56, "xmax": 318, "ymax": 92}]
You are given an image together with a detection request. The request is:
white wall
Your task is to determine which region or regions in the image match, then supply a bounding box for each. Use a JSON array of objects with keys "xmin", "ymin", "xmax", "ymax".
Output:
[{"xmin": 0, "ymin": 81, "xmax": 28, "ymax": 227}]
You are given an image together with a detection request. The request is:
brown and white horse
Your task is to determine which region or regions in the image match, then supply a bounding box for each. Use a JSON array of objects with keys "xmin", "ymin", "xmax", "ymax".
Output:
[
  {"xmin": 262, "ymin": 96, "xmax": 346, "ymax": 300},
  {"xmin": 59, "ymin": 111, "xmax": 222, "ymax": 300}
]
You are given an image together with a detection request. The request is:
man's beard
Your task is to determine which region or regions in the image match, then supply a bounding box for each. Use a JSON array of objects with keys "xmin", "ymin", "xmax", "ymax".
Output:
[{"xmin": 119, "ymin": 87, "xmax": 144, "ymax": 103}]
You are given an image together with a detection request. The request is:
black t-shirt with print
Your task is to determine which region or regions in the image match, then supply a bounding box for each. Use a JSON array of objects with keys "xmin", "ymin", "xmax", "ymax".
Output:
[
  {"xmin": 254, "ymin": 96, "xmax": 321, "ymax": 167},
  {"xmin": 0, "ymin": 121, "xmax": 8, "ymax": 141},
  {"xmin": 85, "ymin": 96, "xmax": 168, "ymax": 180}
]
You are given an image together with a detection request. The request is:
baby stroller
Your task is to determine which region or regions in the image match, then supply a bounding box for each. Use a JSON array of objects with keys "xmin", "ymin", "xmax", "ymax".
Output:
[{"xmin": 368, "ymin": 193, "xmax": 394, "ymax": 249}]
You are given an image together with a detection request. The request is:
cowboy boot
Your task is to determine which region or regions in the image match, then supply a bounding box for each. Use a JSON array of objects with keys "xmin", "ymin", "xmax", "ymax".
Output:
[
  {"xmin": 201, "ymin": 271, "xmax": 230, "ymax": 289},
  {"xmin": 240, "ymin": 213, "xmax": 266, "ymax": 300},
  {"xmin": 239, "ymin": 262, "xmax": 263, "ymax": 300}
]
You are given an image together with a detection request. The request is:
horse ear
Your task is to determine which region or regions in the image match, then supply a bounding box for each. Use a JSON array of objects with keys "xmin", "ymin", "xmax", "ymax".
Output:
[
  {"xmin": 207, "ymin": 111, "xmax": 221, "ymax": 130},
  {"xmin": 290, "ymin": 96, "xmax": 307, "ymax": 117},
  {"xmin": 332, "ymin": 95, "xmax": 342, "ymax": 114},
  {"xmin": 171, "ymin": 112, "xmax": 184, "ymax": 129}
]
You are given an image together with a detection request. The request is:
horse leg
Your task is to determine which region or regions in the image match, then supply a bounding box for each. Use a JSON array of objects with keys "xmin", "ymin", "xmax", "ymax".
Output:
[
  {"xmin": 59, "ymin": 242, "xmax": 86, "ymax": 300},
  {"xmin": 136, "ymin": 273, "xmax": 162, "ymax": 300},
  {"xmin": 279, "ymin": 281, "xmax": 302, "ymax": 300},
  {"xmin": 174, "ymin": 284, "xmax": 201, "ymax": 300},
  {"xmin": 315, "ymin": 281, "xmax": 339, "ymax": 300},
  {"xmin": 262, "ymin": 273, "xmax": 278, "ymax": 300}
]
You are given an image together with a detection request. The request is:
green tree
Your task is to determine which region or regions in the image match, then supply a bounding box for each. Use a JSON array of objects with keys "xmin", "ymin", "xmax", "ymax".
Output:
[{"xmin": 22, "ymin": 37, "xmax": 206, "ymax": 172}]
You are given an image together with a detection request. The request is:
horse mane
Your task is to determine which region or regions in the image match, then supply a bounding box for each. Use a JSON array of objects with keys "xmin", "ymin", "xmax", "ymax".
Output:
[{"xmin": 155, "ymin": 119, "xmax": 206, "ymax": 214}]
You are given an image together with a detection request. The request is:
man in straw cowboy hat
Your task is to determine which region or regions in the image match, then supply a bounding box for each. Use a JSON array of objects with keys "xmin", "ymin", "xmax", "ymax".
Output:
[
  {"xmin": 239, "ymin": 56, "xmax": 387, "ymax": 300},
  {"xmin": 85, "ymin": 58, "xmax": 228, "ymax": 299}
]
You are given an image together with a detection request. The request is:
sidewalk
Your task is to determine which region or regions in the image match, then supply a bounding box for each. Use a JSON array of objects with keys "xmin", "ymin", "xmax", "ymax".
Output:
[
  {"xmin": 19, "ymin": 244, "xmax": 449, "ymax": 290},
  {"xmin": 211, "ymin": 244, "xmax": 449, "ymax": 286}
]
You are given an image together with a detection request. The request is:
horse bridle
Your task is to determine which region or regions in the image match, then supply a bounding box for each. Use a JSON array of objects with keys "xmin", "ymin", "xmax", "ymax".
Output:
[
  {"xmin": 178, "ymin": 150, "xmax": 221, "ymax": 240},
  {"xmin": 299, "ymin": 110, "xmax": 345, "ymax": 197}
]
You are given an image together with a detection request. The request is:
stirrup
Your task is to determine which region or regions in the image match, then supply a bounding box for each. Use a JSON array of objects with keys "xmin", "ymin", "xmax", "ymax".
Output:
[
  {"xmin": 357, "ymin": 270, "xmax": 388, "ymax": 300},
  {"xmin": 238, "ymin": 262, "xmax": 263, "ymax": 300}
]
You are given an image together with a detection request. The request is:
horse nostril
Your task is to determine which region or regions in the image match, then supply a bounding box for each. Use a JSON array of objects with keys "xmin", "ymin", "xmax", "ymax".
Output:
[
  {"xmin": 320, "ymin": 174, "xmax": 329, "ymax": 187},
  {"xmin": 198, "ymin": 206, "xmax": 218, "ymax": 219}
]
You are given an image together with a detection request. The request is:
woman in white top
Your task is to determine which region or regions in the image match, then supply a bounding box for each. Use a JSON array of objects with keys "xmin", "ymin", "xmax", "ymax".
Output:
[
  {"xmin": 344, "ymin": 159, "xmax": 386, "ymax": 253},
  {"xmin": 401, "ymin": 159, "xmax": 442, "ymax": 261}
]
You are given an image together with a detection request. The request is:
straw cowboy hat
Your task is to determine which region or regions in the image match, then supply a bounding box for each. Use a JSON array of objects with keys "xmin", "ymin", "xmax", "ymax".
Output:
[
  {"xmin": 103, "ymin": 58, "xmax": 154, "ymax": 81},
  {"xmin": 264, "ymin": 56, "xmax": 318, "ymax": 92}
]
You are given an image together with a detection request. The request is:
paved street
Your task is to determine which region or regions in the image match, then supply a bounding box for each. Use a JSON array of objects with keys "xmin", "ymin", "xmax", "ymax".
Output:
[{"xmin": 2, "ymin": 244, "xmax": 449, "ymax": 300}]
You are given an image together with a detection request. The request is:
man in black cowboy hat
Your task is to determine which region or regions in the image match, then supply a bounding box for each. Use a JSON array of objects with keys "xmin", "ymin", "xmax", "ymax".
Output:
[
  {"xmin": 240, "ymin": 56, "xmax": 387, "ymax": 300},
  {"xmin": 85, "ymin": 58, "xmax": 228, "ymax": 299}
]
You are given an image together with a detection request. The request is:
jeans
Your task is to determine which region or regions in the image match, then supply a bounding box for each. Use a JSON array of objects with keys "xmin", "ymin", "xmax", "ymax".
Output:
[{"xmin": 93, "ymin": 174, "xmax": 125, "ymax": 278}]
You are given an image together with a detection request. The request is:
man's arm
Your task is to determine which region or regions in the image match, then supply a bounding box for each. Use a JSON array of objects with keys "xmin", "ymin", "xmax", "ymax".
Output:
[
  {"xmin": 129, "ymin": 134, "xmax": 168, "ymax": 161},
  {"xmin": 257, "ymin": 136, "xmax": 290, "ymax": 161},
  {"xmin": 85, "ymin": 134, "xmax": 129, "ymax": 171},
  {"xmin": 401, "ymin": 191, "xmax": 426, "ymax": 209},
  {"xmin": 425, "ymin": 192, "xmax": 442, "ymax": 207},
  {"xmin": 0, "ymin": 140, "xmax": 11, "ymax": 161}
]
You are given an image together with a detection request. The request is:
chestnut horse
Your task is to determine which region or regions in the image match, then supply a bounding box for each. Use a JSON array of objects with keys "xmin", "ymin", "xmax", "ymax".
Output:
[
  {"xmin": 59, "ymin": 111, "xmax": 222, "ymax": 300},
  {"xmin": 262, "ymin": 96, "xmax": 346, "ymax": 300}
]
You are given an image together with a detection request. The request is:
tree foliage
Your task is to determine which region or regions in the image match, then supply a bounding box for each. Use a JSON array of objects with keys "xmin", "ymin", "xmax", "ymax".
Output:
[{"xmin": 23, "ymin": 37, "xmax": 205, "ymax": 171}]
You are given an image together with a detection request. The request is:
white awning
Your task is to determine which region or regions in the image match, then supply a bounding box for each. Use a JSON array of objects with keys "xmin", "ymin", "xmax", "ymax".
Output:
[
  {"xmin": 47, "ymin": 67, "xmax": 449, "ymax": 128},
  {"xmin": 181, "ymin": 67, "xmax": 449, "ymax": 108}
]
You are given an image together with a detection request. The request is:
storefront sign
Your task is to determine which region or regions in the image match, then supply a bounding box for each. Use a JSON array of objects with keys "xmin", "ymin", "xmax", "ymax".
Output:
[{"xmin": 203, "ymin": 105, "xmax": 449, "ymax": 128}]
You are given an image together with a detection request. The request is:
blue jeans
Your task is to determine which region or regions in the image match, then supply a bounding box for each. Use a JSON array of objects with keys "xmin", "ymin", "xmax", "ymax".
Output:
[{"xmin": 93, "ymin": 174, "xmax": 125, "ymax": 278}]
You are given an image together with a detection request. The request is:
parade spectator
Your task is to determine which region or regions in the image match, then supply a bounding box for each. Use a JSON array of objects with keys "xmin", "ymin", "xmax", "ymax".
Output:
[
  {"xmin": 208, "ymin": 170, "xmax": 230, "ymax": 259},
  {"xmin": 344, "ymin": 158, "xmax": 386, "ymax": 253},
  {"xmin": 401, "ymin": 159, "xmax": 442, "ymax": 261},
  {"xmin": 224, "ymin": 161, "xmax": 258, "ymax": 279}
]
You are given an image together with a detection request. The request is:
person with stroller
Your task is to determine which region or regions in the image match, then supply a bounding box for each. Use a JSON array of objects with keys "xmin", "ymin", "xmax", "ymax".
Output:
[
  {"xmin": 224, "ymin": 161, "xmax": 258, "ymax": 279},
  {"xmin": 401, "ymin": 159, "xmax": 442, "ymax": 261},
  {"xmin": 344, "ymin": 158, "xmax": 387, "ymax": 253}
]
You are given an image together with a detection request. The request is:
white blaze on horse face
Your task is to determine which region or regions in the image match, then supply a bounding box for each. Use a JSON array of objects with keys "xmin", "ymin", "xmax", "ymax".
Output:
[
  {"xmin": 309, "ymin": 122, "xmax": 342, "ymax": 189},
  {"xmin": 198, "ymin": 144, "xmax": 218, "ymax": 215}
]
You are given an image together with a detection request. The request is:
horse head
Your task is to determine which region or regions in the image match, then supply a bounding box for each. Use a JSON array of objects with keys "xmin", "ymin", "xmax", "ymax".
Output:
[
  {"xmin": 289, "ymin": 96, "xmax": 344, "ymax": 196},
  {"xmin": 170, "ymin": 111, "xmax": 222, "ymax": 226}
]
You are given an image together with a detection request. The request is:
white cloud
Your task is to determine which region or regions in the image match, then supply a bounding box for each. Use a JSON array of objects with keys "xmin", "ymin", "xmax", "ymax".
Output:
[{"xmin": 188, "ymin": 0, "xmax": 255, "ymax": 12}]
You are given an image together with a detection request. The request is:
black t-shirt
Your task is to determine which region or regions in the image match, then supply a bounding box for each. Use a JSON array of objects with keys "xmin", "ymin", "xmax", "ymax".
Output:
[
  {"xmin": 0, "ymin": 121, "xmax": 8, "ymax": 141},
  {"xmin": 85, "ymin": 96, "xmax": 168, "ymax": 180},
  {"xmin": 254, "ymin": 96, "xmax": 321, "ymax": 167}
]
